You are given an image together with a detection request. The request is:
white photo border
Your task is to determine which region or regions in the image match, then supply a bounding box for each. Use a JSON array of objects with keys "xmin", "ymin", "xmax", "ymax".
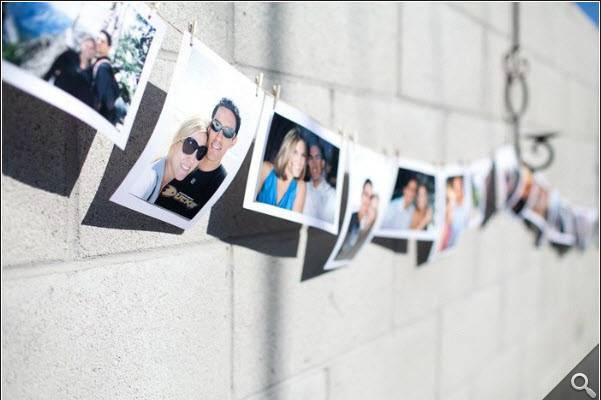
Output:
[
  {"xmin": 428, "ymin": 164, "xmax": 471, "ymax": 263},
  {"xmin": 375, "ymin": 157, "xmax": 441, "ymax": 241},
  {"xmin": 324, "ymin": 142, "xmax": 396, "ymax": 270},
  {"xmin": 1, "ymin": 3, "xmax": 166, "ymax": 150},
  {"xmin": 243, "ymin": 99, "xmax": 345, "ymax": 235},
  {"xmin": 110, "ymin": 32, "xmax": 265, "ymax": 229}
]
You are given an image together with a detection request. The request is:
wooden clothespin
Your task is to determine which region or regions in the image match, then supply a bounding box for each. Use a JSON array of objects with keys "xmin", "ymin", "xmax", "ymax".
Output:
[
  {"xmin": 255, "ymin": 73, "xmax": 264, "ymax": 97},
  {"xmin": 272, "ymin": 84, "xmax": 281, "ymax": 109},
  {"xmin": 188, "ymin": 21, "xmax": 197, "ymax": 46}
]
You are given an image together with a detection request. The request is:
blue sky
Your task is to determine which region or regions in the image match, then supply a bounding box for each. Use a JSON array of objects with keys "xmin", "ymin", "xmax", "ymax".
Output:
[{"xmin": 575, "ymin": 2, "xmax": 599, "ymax": 27}]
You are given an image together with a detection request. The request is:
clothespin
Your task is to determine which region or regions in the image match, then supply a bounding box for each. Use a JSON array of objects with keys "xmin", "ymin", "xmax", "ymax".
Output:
[
  {"xmin": 189, "ymin": 21, "xmax": 197, "ymax": 46},
  {"xmin": 272, "ymin": 84, "xmax": 281, "ymax": 109},
  {"xmin": 255, "ymin": 73, "xmax": 264, "ymax": 97}
]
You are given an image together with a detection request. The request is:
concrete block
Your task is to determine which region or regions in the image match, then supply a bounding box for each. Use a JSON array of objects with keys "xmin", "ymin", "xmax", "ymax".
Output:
[
  {"xmin": 234, "ymin": 3, "xmax": 399, "ymax": 94},
  {"xmin": 1, "ymin": 176, "xmax": 75, "ymax": 267},
  {"xmin": 401, "ymin": 4, "xmax": 485, "ymax": 112},
  {"xmin": 446, "ymin": 2, "xmax": 511, "ymax": 37},
  {"xmin": 332, "ymin": 91, "xmax": 446, "ymax": 163},
  {"xmin": 440, "ymin": 285, "xmax": 502, "ymax": 393},
  {"xmin": 1, "ymin": 83, "xmax": 87, "ymax": 267},
  {"xmin": 481, "ymin": 31, "xmax": 511, "ymax": 121},
  {"xmin": 395, "ymin": 230, "xmax": 478, "ymax": 326},
  {"xmin": 475, "ymin": 215, "xmax": 535, "ymax": 286},
  {"xmin": 521, "ymin": 59, "xmax": 569, "ymax": 136},
  {"xmin": 444, "ymin": 387, "xmax": 472, "ymax": 400},
  {"xmin": 400, "ymin": 3, "xmax": 445, "ymax": 106},
  {"xmin": 471, "ymin": 347, "xmax": 522, "ymax": 400},
  {"xmin": 1, "ymin": 242, "xmax": 231, "ymax": 400},
  {"xmin": 158, "ymin": 2, "xmax": 234, "ymax": 62},
  {"xmin": 77, "ymin": 125, "xmax": 214, "ymax": 259},
  {"xmin": 503, "ymin": 263, "xmax": 544, "ymax": 347},
  {"xmin": 242, "ymin": 370, "xmax": 327, "ymax": 400},
  {"xmin": 566, "ymin": 80, "xmax": 599, "ymax": 142},
  {"xmin": 443, "ymin": 113, "xmax": 500, "ymax": 162},
  {"xmin": 237, "ymin": 66, "xmax": 333, "ymax": 128},
  {"xmin": 328, "ymin": 316, "xmax": 438, "ymax": 400},
  {"xmin": 232, "ymin": 238, "xmax": 395, "ymax": 398},
  {"xmin": 544, "ymin": 138, "xmax": 597, "ymax": 207}
]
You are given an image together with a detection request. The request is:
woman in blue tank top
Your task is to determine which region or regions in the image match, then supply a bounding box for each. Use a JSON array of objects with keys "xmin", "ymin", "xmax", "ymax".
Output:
[{"xmin": 256, "ymin": 127, "xmax": 308, "ymax": 212}]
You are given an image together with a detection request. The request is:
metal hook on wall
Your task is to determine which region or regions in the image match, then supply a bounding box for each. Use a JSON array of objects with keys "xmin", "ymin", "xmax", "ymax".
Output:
[{"xmin": 504, "ymin": 3, "xmax": 557, "ymax": 172}]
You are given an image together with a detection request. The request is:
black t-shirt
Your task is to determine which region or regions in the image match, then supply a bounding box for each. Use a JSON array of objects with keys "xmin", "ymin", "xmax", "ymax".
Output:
[
  {"xmin": 43, "ymin": 49, "xmax": 95, "ymax": 107},
  {"xmin": 154, "ymin": 165, "xmax": 227, "ymax": 219}
]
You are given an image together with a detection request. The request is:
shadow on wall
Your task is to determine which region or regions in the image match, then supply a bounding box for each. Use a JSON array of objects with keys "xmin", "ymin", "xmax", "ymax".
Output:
[
  {"xmin": 207, "ymin": 141, "xmax": 302, "ymax": 258},
  {"xmin": 81, "ymin": 83, "xmax": 183, "ymax": 234},
  {"xmin": 2, "ymin": 83, "xmax": 95, "ymax": 197},
  {"xmin": 300, "ymin": 172, "xmax": 349, "ymax": 282}
]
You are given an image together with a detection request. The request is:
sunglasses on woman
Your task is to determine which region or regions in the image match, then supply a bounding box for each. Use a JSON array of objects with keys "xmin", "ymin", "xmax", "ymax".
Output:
[
  {"xmin": 182, "ymin": 137, "xmax": 208, "ymax": 160},
  {"xmin": 210, "ymin": 118, "xmax": 236, "ymax": 139}
]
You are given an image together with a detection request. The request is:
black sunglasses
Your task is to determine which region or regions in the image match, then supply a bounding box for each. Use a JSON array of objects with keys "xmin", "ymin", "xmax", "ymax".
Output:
[
  {"xmin": 210, "ymin": 118, "xmax": 236, "ymax": 139},
  {"xmin": 182, "ymin": 137, "xmax": 208, "ymax": 160}
]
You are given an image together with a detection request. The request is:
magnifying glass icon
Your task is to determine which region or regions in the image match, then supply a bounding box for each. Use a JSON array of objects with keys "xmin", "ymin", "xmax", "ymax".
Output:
[{"xmin": 571, "ymin": 373, "xmax": 597, "ymax": 398}]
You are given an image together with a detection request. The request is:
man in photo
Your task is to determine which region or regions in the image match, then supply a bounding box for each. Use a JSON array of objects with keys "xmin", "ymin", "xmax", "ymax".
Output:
[
  {"xmin": 336, "ymin": 179, "xmax": 378, "ymax": 260},
  {"xmin": 43, "ymin": 36, "xmax": 96, "ymax": 107},
  {"xmin": 154, "ymin": 97, "xmax": 241, "ymax": 219},
  {"xmin": 381, "ymin": 177, "xmax": 417, "ymax": 230},
  {"xmin": 92, "ymin": 30, "xmax": 120, "ymax": 125},
  {"xmin": 303, "ymin": 143, "xmax": 336, "ymax": 223}
]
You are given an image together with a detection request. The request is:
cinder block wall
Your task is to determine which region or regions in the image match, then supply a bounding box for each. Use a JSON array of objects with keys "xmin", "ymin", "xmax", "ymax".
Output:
[{"xmin": 2, "ymin": 3, "xmax": 599, "ymax": 400}]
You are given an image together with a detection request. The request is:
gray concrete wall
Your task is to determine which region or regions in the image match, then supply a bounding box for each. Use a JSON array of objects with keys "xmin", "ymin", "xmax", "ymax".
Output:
[{"xmin": 2, "ymin": 3, "xmax": 599, "ymax": 399}]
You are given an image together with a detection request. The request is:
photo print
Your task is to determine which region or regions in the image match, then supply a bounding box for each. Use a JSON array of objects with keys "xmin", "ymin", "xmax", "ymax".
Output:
[
  {"xmin": 572, "ymin": 207, "xmax": 598, "ymax": 251},
  {"xmin": 494, "ymin": 145, "xmax": 523, "ymax": 211},
  {"xmin": 508, "ymin": 167, "xmax": 534, "ymax": 217},
  {"xmin": 243, "ymin": 100, "xmax": 344, "ymax": 234},
  {"xmin": 376, "ymin": 159, "xmax": 440, "ymax": 240},
  {"xmin": 546, "ymin": 192, "xmax": 576, "ymax": 247},
  {"xmin": 520, "ymin": 174, "xmax": 551, "ymax": 247},
  {"xmin": 2, "ymin": 2, "xmax": 165, "ymax": 149},
  {"xmin": 467, "ymin": 157, "xmax": 496, "ymax": 228},
  {"xmin": 323, "ymin": 143, "xmax": 396, "ymax": 270},
  {"xmin": 432, "ymin": 166, "xmax": 471, "ymax": 258},
  {"xmin": 110, "ymin": 33, "xmax": 265, "ymax": 229}
]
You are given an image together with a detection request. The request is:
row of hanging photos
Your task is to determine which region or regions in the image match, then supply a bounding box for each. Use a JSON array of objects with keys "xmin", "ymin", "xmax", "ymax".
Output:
[{"xmin": 1, "ymin": 4, "xmax": 598, "ymax": 270}]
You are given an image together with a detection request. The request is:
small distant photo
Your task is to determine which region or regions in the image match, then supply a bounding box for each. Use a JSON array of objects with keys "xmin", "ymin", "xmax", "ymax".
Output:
[
  {"xmin": 324, "ymin": 144, "xmax": 396, "ymax": 270},
  {"xmin": 546, "ymin": 192, "xmax": 575, "ymax": 246},
  {"xmin": 509, "ymin": 167, "xmax": 534, "ymax": 216},
  {"xmin": 468, "ymin": 158, "xmax": 495, "ymax": 227},
  {"xmin": 2, "ymin": 2, "xmax": 165, "ymax": 148},
  {"xmin": 521, "ymin": 175, "xmax": 551, "ymax": 246},
  {"xmin": 244, "ymin": 101, "xmax": 344, "ymax": 234},
  {"xmin": 377, "ymin": 160, "xmax": 438, "ymax": 240},
  {"xmin": 437, "ymin": 172, "xmax": 470, "ymax": 252},
  {"xmin": 494, "ymin": 145, "xmax": 522, "ymax": 210}
]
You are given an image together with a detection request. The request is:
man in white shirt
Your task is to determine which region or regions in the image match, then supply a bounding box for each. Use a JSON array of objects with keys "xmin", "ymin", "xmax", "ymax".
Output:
[
  {"xmin": 380, "ymin": 178, "xmax": 417, "ymax": 230},
  {"xmin": 303, "ymin": 143, "xmax": 336, "ymax": 223}
]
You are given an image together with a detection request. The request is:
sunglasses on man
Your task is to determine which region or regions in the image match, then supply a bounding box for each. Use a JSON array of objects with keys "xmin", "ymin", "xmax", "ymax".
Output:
[
  {"xmin": 182, "ymin": 137, "xmax": 208, "ymax": 160},
  {"xmin": 210, "ymin": 118, "xmax": 237, "ymax": 139}
]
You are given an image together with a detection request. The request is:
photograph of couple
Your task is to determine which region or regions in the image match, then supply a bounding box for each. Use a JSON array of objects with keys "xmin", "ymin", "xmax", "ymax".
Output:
[
  {"xmin": 437, "ymin": 174, "xmax": 470, "ymax": 253},
  {"xmin": 324, "ymin": 144, "xmax": 395, "ymax": 270},
  {"xmin": 378, "ymin": 164, "xmax": 438, "ymax": 240},
  {"xmin": 494, "ymin": 145, "xmax": 523, "ymax": 210},
  {"xmin": 2, "ymin": 2, "xmax": 164, "ymax": 149},
  {"xmin": 129, "ymin": 98, "xmax": 240, "ymax": 219},
  {"xmin": 521, "ymin": 175, "xmax": 551, "ymax": 247},
  {"xmin": 111, "ymin": 34, "xmax": 264, "ymax": 229},
  {"xmin": 244, "ymin": 103, "xmax": 344, "ymax": 235}
]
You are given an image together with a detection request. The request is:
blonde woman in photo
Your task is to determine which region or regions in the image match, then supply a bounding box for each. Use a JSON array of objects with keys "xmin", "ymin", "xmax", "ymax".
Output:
[
  {"xmin": 130, "ymin": 117, "xmax": 209, "ymax": 203},
  {"xmin": 256, "ymin": 127, "xmax": 308, "ymax": 212}
]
